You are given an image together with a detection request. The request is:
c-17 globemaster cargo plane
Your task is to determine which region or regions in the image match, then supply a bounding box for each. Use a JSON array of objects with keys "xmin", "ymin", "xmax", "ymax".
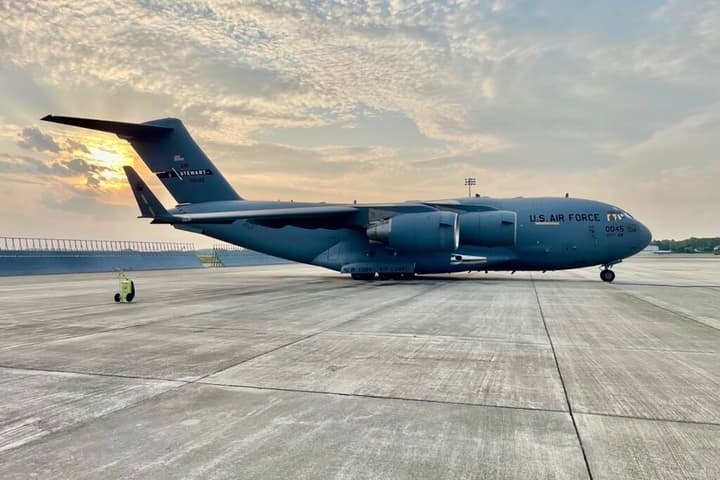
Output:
[{"xmin": 43, "ymin": 115, "xmax": 652, "ymax": 282}]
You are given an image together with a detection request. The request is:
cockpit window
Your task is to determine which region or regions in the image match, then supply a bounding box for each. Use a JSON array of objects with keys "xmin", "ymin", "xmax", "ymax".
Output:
[{"xmin": 607, "ymin": 211, "xmax": 631, "ymax": 222}]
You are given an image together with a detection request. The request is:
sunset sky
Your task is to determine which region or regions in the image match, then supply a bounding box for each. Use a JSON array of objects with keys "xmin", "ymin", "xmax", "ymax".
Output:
[{"xmin": 1, "ymin": 1, "xmax": 719, "ymax": 247}]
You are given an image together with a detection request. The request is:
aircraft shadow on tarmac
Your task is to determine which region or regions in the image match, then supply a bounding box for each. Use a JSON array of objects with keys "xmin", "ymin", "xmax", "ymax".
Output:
[
  {"xmin": 333, "ymin": 274, "xmax": 591, "ymax": 286},
  {"xmin": 330, "ymin": 275, "xmax": 720, "ymax": 288}
]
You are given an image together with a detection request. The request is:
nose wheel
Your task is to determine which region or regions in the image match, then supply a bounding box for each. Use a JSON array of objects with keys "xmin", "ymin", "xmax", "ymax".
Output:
[{"xmin": 600, "ymin": 269, "xmax": 615, "ymax": 282}]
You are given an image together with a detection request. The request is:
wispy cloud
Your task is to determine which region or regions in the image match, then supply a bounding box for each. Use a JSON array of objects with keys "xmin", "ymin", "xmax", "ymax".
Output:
[
  {"xmin": 0, "ymin": 0, "xmax": 719, "ymax": 239},
  {"xmin": 16, "ymin": 126, "xmax": 59, "ymax": 152}
]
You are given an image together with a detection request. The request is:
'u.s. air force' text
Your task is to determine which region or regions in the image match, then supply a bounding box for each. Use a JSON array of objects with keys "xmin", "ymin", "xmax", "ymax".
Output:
[{"xmin": 529, "ymin": 213, "xmax": 601, "ymax": 222}]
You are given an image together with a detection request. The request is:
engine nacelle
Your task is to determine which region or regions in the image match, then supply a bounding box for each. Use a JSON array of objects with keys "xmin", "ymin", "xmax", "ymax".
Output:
[
  {"xmin": 459, "ymin": 210, "xmax": 517, "ymax": 247},
  {"xmin": 367, "ymin": 211, "xmax": 459, "ymax": 252}
]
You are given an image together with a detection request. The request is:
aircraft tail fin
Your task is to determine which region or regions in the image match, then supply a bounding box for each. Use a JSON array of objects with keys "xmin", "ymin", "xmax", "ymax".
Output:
[
  {"xmin": 43, "ymin": 115, "xmax": 242, "ymax": 204},
  {"xmin": 122, "ymin": 166, "xmax": 173, "ymax": 221}
]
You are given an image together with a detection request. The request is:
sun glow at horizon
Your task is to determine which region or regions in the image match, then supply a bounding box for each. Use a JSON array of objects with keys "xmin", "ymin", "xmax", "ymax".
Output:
[{"xmin": 72, "ymin": 135, "xmax": 137, "ymax": 191}]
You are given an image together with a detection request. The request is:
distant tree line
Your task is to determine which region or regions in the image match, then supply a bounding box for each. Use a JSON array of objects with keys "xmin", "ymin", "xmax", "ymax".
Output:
[{"xmin": 651, "ymin": 237, "xmax": 720, "ymax": 253}]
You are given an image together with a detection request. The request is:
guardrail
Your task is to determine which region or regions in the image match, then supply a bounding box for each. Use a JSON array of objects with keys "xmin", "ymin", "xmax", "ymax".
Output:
[
  {"xmin": 0, "ymin": 236, "xmax": 201, "ymax": 276},
  {"xmin": 0, "ymin": 236, "xmax": 194, "ymax": 252}
]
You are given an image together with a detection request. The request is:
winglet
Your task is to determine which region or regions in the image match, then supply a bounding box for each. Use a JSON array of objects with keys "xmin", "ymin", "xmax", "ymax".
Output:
[{"xmin": 123, "ymin": 166, "xmax": 173, "ymax": 221}]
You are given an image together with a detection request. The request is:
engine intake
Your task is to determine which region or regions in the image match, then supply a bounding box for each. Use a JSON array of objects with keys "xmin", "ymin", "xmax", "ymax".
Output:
[
  {"xmin": 367, "ymin": 211, "xmax": 459, "ymax": 252},
  {"xmin": 459, "ymin": 211, "xmax": 517, "ymax": 247}
]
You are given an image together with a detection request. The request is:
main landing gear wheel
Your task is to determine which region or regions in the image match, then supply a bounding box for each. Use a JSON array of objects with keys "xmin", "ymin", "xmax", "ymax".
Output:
[
  {"xmin": 351, "ymin": 273, "xmax": 376, "ymax": 281},
  {"xmin": 378, "ymin": 273, "xmax": 404, "ymax": 280},
  {"xmin": 600, "ymin": 269, "xmax": 615, "ymax": 283}
]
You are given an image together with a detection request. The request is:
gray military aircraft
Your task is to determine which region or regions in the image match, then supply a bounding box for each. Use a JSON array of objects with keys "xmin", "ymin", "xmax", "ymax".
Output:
[{"xmin": 43, "ymin": 115, "xmax": 652, "ymax": 282}]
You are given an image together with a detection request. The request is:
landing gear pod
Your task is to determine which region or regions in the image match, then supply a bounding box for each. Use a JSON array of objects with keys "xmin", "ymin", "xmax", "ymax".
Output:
[{"xmin": 114, "ymin": 272, "xmax": 135, "ymax": 303}]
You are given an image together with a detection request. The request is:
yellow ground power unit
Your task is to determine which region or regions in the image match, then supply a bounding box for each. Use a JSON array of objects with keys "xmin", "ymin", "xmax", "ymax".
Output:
[{"xmin": 114, "ymin": 272, "xmax": 135, "ymax": 303}]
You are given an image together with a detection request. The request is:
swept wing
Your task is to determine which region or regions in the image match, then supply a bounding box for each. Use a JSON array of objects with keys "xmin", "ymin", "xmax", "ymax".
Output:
[{"xmin": 123, "ymin": 166, "xmax": 358, "ymax": 225}]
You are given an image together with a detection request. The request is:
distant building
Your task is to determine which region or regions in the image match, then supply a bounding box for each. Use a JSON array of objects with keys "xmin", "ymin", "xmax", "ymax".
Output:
[{"xmin": 641, "ymin": 245, "xmax": 671, "ymax": 255}]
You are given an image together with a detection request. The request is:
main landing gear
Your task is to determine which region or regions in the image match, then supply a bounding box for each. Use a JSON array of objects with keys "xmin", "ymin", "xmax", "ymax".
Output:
[
  {"xmin": 351, "ymin": 273, "xmax": 376, "ymax": 281},
  {"xmin": 350, "ymin": 272, "xmax": 415, "ymax": 281},
  {"xmin": 600, "ymin": 268, "xmax": 615, "ymax": 283}
]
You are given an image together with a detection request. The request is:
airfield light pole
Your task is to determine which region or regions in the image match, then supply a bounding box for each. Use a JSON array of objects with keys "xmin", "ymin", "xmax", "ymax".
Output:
[{"xmin": 464, "ymin": 177, "xmax": 476, "ymax": 197}]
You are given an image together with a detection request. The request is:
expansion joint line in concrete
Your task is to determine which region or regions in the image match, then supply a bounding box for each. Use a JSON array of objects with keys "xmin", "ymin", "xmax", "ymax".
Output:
[
  {"xmin": 189, "ymin": 331, "xmax": 326, "ymax": 384},
  {"xmin": 188, "ymin": 280, "xmax": 450, "ymax": 385},
  {"xmin": 531, "ymin": 274, "xmax": 594, "ymax": 480},
  {"xmin": 1, "ymin": 301, "xmax": 277, "ymax": 352},
  {"xmin": 196, "ymin": 380, "xmax": 570, "ymax": 415},
  {"xmin": 0, "ymin": 364, "xmax": 187, "ymax": 384},
  {"xmin": 574, "ymin": 409, "xmax": 720, "ymax": 428},
  {"xmin": 612, "ymin": 286, "xmax": 720, "ymax": 332}
]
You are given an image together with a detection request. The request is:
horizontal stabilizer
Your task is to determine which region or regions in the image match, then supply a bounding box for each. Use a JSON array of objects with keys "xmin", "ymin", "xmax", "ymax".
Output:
[
  {"xmin": 122, "ymin": 166, "xmax": 172, "ymax": 220},
  {"xmin": 42, "ymin": 115, "xmax": 172, "ymax": 139},
  {"xmin": 43, "ymin": 114, "xmax": 241, "ymax": 203}
]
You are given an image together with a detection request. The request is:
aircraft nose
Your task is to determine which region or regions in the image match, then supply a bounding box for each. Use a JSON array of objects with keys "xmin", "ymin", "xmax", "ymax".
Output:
[{"xmin": 638, "ymin": 222, "xmax": 652, "ymax": 248}]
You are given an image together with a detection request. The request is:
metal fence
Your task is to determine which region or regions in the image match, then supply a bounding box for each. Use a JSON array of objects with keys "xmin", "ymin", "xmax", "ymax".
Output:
[
  {"xmin": 0, "ymin": 235, "xmax": 293, "ymax": 275},
  {"xmin": 0, "ymin": 236, "xmax": 201, "ymax": 276},
  {"xmin": 0, "ymin": 236, "xmax": 194, "ymax": 253}
]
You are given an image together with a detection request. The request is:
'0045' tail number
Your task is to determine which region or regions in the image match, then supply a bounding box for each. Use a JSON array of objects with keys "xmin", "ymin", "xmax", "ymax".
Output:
[{"xmin": 606, "ymin": 225, "xmax": 624, "ymax": 236}]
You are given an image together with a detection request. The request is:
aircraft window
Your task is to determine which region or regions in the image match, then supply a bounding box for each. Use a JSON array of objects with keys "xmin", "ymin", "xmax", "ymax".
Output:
[{"xmin": 607, "ymin": 211, "xmax": 626, "ymax": 222}]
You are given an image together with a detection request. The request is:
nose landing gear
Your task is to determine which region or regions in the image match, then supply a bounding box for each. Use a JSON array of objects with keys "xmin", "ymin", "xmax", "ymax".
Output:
[
  {"xmin": 600, "ymin": 269, "xmax": 615, "ymax": 282},
  {"xmin": 598, "ymin": 260, "xmax": 621, "ymax": 283}
]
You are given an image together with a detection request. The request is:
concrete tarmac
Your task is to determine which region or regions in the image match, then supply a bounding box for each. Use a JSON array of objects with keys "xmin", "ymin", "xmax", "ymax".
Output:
[{"xmin": 0, "ymin": 256, "xmax": 718, "ymax": 479}]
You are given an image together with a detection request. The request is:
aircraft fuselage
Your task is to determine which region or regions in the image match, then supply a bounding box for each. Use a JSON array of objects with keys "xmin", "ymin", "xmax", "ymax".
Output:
[{"xmin": 173, "ymin": 196, "xmax": 652, "ymax": 275}]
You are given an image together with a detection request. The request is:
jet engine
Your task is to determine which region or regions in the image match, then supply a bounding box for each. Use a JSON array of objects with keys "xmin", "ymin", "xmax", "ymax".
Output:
[
  {"xmin": 459, "ymin": 211, "xmax": 517, "ymax": 247},
  {"xmin": 367, "ymin": 211, "xmax": 459, "ymax": 252}
]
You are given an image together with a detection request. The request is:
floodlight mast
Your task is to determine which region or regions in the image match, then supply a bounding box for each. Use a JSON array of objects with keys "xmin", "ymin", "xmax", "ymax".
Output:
[{"xmin": 464, "ymin": 177, "xmax": 476, "ymax": 197}]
